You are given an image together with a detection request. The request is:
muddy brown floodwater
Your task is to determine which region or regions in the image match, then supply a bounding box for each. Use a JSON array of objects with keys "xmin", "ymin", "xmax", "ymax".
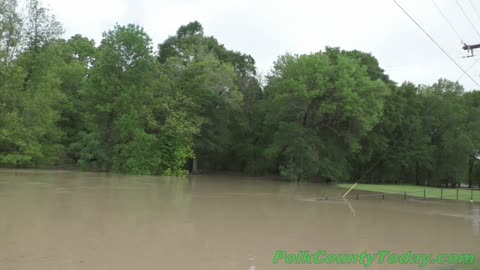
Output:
[{"xmin": 0, "ymin": 170, "xmax": 479, "ymax": 270}]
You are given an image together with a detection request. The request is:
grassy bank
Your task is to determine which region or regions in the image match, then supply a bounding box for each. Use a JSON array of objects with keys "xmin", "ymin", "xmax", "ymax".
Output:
[{"xmin": 336, "ymin": 183, "xmax": 479, "ymax": 202}]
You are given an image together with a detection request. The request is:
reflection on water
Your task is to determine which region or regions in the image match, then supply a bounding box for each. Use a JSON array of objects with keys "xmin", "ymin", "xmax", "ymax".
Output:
[
  {"xmin": 473, "ymin": 206, "xmax": 480, "ymax": 236},
  {"xmin": 0, "ymin": 170, "xmax": 479, "ymax": 270}
]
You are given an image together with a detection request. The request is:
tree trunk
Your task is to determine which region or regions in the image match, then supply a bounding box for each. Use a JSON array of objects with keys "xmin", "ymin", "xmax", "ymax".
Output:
[
  {"xmin": 105, "ymin": 112, "xmax": 116, "ymax": 173},
  {"xmin": 275, "ymin": 146, "xmax": 289, "ymax": 173},
  {"xmin": 415, "ymin": 161, "xmax": 420, "ymax": 186},
  {"xmin": 192, "ymin": 157, "xmax": 198, "ymax": 175},
  {"xmin": 468, "ymin": 158, "xmax": 475, "ymax": 189},
  {"xmin": 303, "ymin": 109, "xmax": 308, "ymax": 127}
]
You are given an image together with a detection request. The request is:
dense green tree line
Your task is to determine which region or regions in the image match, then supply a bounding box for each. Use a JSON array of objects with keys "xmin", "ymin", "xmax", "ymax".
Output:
[{"xmin": 0, "ymin": 0, "xmax": 479, "ymax": 186}]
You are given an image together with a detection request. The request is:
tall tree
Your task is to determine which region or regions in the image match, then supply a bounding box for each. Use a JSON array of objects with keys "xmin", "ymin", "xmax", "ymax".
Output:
[
  {"xmin": 263, "ymin": 49, "xmax": 389, "ymax": 181},
  {"xmin": 54, "ymin": 35, "xmax": 96, "ymax": 161},
  {"xmin": 464, "ymin": 90, "xmax": 480, "ymax": 188},
  {"xmin": 74, "ymin": 24, "xmax": 199, "ymax": 175},
  {"xmin": 0, "ymin": 0, "xmax": 22, "ymax": 65},
  {"xmin": 158, "ymin": 21, "xmax": 255, "ymax": 77},
  {"xmin": 420, "ymin": 79, "xmax": 472, "ymax": 187},
  {"xmin": 74, "ymin": 24, "xmax": 156, "ymax": 173},
  {"xmin": 0, "ymin": 0, "xmax": 65, "ymax": 167},
  {"xmin": 23, "ymin": 0, "xmax": 63, "ymax": 51},
  {"xmin": 157, "ymin": 22, "xmax": 248, "ymax": 172}
]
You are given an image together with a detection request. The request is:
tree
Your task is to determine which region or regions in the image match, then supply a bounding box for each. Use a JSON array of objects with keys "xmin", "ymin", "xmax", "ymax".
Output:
[
  {"xmin": 419, "ymin": 79, "xmax": 472, "ymax": 187},
  {"xmin": 74, "ymin": 24, "xmax": 199, "ymax": 175},
  {"xmin": 2, "ymin": 8, "xmax": 480, "ymax": 184},
  {"xmin": 23, "ymin": 0, "xmax": 63, "ymax": 51},
  {"xmin": 55, "ymin": 35, "xmax": 96, "ymax": 159},
  {"xmin": 354, "ymin": 82, "xmax": 432, "ymax": 184},
  {"xmin": 74, "ymin": 24, "xmax": 156, "ymax": 173},
  {"xmin": 263, "ymin": 49, "xmax": 389, "ymax": 181},
  {"xmin": 158, "ymin": 21, "xmax": 255, "ymax": 77},
  {"xmin": 175, "ymin": 52, "xmax": 240, "ymax": 172},
  {"xmin": 464, "ymin": 90, "xmax": 480, "ymax": 188},
  {"xmin": 157, "ymin": 22, "xmax": 247, "ymax": 172},
  {"xmin": 0, "ymin": 0, "xmax": 65, "ymax": 167},
  {"xmin": 0, "ymin": 0, "xmax": 22, "ymax": 65}
]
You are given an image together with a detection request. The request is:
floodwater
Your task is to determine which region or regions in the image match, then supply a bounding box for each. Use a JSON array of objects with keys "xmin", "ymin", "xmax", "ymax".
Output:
[{"xmin": 0, "ymin": 170, "xmax": 479, "ymax": 270}]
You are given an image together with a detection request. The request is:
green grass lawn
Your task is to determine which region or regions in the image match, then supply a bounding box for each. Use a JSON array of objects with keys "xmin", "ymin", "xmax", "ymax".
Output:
[{"xmin": 336, "ymin": 183, "xmax": 479, "ymax": 202}]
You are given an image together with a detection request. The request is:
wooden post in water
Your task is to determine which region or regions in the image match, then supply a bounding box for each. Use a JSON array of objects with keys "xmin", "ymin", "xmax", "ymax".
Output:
[{"xmin": 343, "ymin": 183, "xmax": 358, "ymax": 198}]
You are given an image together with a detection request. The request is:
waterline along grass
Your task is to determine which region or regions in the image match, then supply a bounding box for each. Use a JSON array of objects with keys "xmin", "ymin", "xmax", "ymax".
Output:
[{"xmin": 336, "ymin": 184, "xmax": 479, "ymax": 202}]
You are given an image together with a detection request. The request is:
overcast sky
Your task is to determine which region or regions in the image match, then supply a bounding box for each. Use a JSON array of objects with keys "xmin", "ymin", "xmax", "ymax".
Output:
[{"xmin": 35, "ymin": 0, "xmax": 480, "ymax": 90}]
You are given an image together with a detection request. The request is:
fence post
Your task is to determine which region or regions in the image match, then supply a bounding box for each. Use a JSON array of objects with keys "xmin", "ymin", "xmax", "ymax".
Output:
[
  {"xmin": 424, "ymin": 189, "xmax": 426, "ymax": 200},
  {"xmin": 441, "ymin": 188, "xmax": 443, "ymax": 200},
  {"xmin": 382, "ymin": 193, "xmax": 385, "ymax": 200},
  {"xmin": 356, "ymin": 194, "xmax": 359, "ymax": 200},
  {"xmin": 472, "ymin": 189, "xmax": 474, "ymax": 201},
  {"xmin": 325, "ymin": 196, "xmax": 328, "ymax": 200},
  {"xmin": 404, "ymin": 191, "xmax": 407, "ymax": 200},
  {"xmin": 457, "ymin": 188, "xmax": 459, "ymax": 201}
]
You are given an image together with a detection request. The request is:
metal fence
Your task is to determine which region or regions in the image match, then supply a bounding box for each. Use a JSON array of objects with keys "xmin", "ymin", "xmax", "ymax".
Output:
[{"xmin": 318, "ymin": 188, "xmax": 480, "ymax": 202}]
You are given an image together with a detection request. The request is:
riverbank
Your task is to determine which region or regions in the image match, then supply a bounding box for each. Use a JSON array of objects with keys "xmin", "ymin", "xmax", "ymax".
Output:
[{"xmin": 337, "ymin": 183, "xmax": 479, "ymax": 202}]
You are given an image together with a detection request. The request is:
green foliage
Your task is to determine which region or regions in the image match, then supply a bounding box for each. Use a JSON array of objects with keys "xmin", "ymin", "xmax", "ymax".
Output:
[
  {"xmin": 262, "ymin": 50, "xmax": 389, "ymax": 181},
  {"xmin": 0, "ymin": 9, "xmax": 479, "ymax": 185},
  {"xmin": 157, "ymin": 23, "xmax": 247, "ymax": 172},
  {"xmin": 0, "ymin": 0, "xmax": 22, "ymax": 65},
  {"xmin": 77, "ymin": 24, "xmax": 157, "ymax": 173},
  {"xmin": 24, "ymin": 0, "xmax": 64, "ymax": 50},
  {"xmin": 0, "ymin": 0, "xmax": 65, "ymax": 167},
  {"xmin": 158, "ymin": 21, "xmax": 255, "ymax": 76},
  {"xmin": 72, "ymin": 24, "xmax": 202, "ymax": 175}
]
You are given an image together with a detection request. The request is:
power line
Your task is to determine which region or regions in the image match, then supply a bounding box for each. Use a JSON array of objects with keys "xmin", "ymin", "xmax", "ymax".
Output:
[
  {"xmin": 456, "ymin": 0, "xmax": 480, "ymax": 40},
  {"xmin": 355, "ymin": 0, "xmax": 480, "ymax": 183},
  {"xmin": 432, "ymin": 0, "xmax": 464, "ymax": 42},
  {"xmin": 391, "ymin": 0, "xmax": 480, "ymax": 88},
  {"xmin": 468, "ymin": 0, "xmax": 480, "ymax": 22},
  {"xmin": 457, "ymin": 56, "xmax": 480, "ymax": 80}
]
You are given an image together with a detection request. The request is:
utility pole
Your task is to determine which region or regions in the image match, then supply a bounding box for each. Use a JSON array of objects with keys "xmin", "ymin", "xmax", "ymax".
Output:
[{"xmin": 462, "ymin": 43, "xmax": 480, "ymax": 57}]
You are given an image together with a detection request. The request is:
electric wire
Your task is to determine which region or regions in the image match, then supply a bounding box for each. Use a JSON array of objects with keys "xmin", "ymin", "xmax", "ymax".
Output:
[
  {"xmin": 456, "ymin": 0, "xmax": 480, "ymax": 40},
  {"xmin": 392, "ymin": 0, "xmax": 480, "ymax": 88},
  {"xmin": 355, "ymin": 0, "xmax": 480, "ymax": 182},
  {"xmin": 468, "ymin": 0, "xmax": 480, "ymax": 22},
  {"xmin": 457, "ymin": 56, "xmax": 480, "ymax": 80},
  {"xmin": 432, "ymin": 0, "xmax": 464, "ymax": 42}
]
